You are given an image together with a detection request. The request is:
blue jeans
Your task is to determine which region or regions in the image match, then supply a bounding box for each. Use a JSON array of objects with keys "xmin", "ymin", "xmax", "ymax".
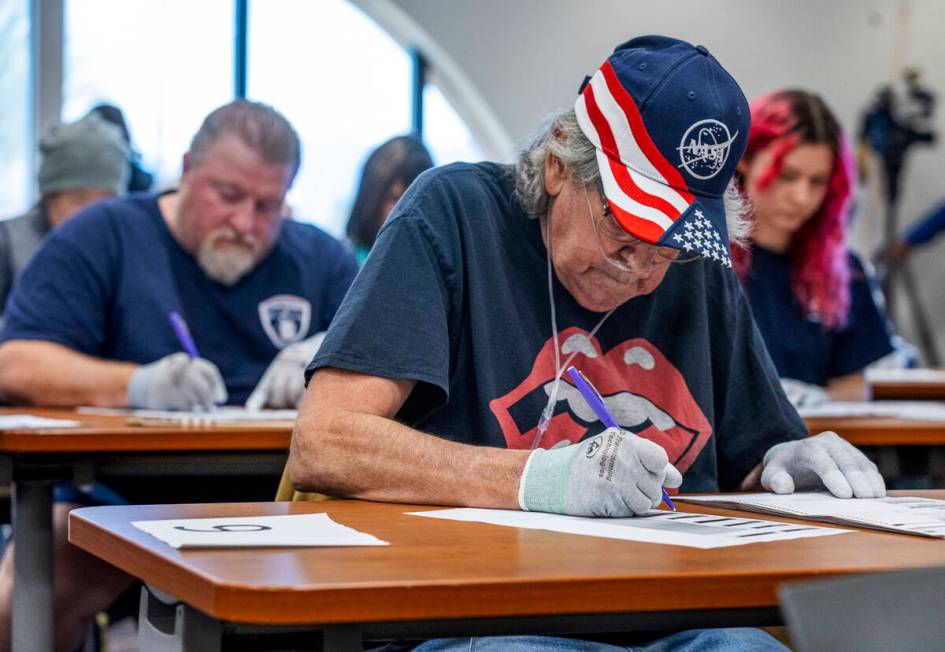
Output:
[{"xmin": 381, "ymin": 628, "xmax": 787, "ymax": 651}]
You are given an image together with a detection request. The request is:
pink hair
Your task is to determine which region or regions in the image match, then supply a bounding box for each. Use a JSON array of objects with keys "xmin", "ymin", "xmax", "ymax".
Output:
[{"xmin": 732, "ymin": 90, "xmax": 854, "ymax": 330}]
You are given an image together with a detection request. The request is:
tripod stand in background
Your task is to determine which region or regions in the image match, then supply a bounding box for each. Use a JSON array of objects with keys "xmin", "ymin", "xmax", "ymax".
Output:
[{"xmin": 860, "ymin": 71, "xmax": 941, "ymax": 366}]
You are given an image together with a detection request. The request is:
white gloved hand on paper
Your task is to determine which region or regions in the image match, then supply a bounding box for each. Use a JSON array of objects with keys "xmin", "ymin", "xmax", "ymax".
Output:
[
  {"xmin": 244, "ymin": 332, "xmax": 326, "ymax": 411},
  {"xmin": 761, "ymin": 431, "xmax": 886, "ymax": 498}
]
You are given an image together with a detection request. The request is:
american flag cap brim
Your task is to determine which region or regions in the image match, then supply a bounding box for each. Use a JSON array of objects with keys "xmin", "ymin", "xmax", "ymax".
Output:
[{"xmin": 660, "ymin": 194, "xmax": 732, "ymax": 269}]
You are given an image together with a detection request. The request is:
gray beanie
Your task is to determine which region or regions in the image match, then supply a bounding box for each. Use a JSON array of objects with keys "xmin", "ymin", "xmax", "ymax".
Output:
[{"xmin": 37, "ymin": 113, "xmax": 130, "ymax": 196}]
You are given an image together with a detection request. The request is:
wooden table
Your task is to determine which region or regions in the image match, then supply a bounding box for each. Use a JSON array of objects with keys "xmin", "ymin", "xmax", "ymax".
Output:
[
  {"xmin": 803, "ymin": 415, "xmax": 945, "ymax": 484},
  {"xmin": 872, "ymin": 382, "xmax": 945, "ymax": 401},
  {"xmin": 868, "ymin": 369, "xmax": 945, "ymax": 401},
  {"xmin": 804, "ymin": 416, "xmax": 945, "ymax": 446},
  {"xmin": 70, "ymin": 493, "xmax": 945, "ymax": 651},
  {"xmin": 0, "ymin": 407, "xmax": 292, "ymax": 452},
  {"xmin": 0, "ymin": 407, "xmax": 292, "ymax": 652}
]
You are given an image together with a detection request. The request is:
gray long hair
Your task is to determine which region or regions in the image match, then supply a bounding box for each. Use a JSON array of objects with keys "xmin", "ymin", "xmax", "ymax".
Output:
[{"xmin": 513, "ymin": 109, "xmax": 750, "ymax": 245}]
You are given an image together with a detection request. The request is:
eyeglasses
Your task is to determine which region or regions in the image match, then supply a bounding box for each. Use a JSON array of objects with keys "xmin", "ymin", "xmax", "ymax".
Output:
[{"xmin": 583, "ymin": 181, "xmax": 701, "ymax": 273}]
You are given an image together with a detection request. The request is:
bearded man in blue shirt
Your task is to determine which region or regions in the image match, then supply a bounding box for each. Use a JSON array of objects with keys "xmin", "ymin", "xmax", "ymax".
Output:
[{"xmin": 0, "ymin": 99, "xmax": 357, "ymax": 651}]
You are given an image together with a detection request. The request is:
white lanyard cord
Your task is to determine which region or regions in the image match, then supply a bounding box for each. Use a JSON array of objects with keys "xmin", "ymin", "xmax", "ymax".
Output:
[{"xmin": 531, "ymin": 203, "xmax": 616, "ymax": 449}]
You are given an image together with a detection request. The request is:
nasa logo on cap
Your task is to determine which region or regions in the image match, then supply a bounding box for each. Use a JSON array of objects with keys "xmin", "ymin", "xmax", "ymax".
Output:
[{"xmin": 677, "ymin": 119, "xmax": 738, "ymax": 180}]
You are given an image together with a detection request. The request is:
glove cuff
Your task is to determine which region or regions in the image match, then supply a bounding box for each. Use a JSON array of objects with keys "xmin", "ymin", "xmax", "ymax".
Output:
[
  {"xmin": 126, "ymin": 365, "xmax": 151, "ymax": 408},
  {"xmin": 519, "ymin": 445, "xmax": 579, "ymax": 514}
]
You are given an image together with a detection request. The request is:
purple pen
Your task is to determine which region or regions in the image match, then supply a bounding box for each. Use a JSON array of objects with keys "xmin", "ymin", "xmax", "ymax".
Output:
[
  {"xmin": 566, "ymin": 365, "xmax": 676, "ymax": 512},
  {"xmin": 168, "ymin": 311, "xmax": 201, "ymax": 359}
]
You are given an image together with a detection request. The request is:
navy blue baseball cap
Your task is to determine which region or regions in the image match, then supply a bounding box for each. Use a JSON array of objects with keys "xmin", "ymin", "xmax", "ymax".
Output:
[{"xmin": 574, "ymin": 35, "xmax": 750, "ymax": 268}]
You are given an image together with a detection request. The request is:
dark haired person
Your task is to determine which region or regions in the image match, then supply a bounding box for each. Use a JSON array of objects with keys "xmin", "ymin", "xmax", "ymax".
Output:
[
  {"xmin": 89, "ymin": 102, "xmax": 155, "ymax": 193},
  {"xmin": 346, "ymin": 135, "xmax": 433, "ymax": 264}
]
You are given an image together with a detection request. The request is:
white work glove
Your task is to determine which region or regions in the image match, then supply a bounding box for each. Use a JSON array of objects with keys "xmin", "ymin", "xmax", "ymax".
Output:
[
  {"xmin": 126, "ymin": 352, "xmax": 228, "ymax": 410},
  {"xmin": 780, "ymin": 378, "xmax": 829, "ymax": 409},
  {"xmin": 518, "ymin": 427, "xmax": 683, "ymax": 517},
  {"xmin": 244, "ymin": 332, "xmax": 326, "ymax": 411},
  {"xmin": 761, "ymin": 431, "xmax": 886, "ymax": 498}
]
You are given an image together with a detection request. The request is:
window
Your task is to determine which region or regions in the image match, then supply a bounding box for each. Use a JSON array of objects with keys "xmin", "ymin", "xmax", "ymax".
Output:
[
  {"xmin": 62, "ymin": 0, "xmax": 235, "ymax": 189},
  {"xmin": 247, "ymin": 0, "xmax": 413, "ymax": 237},
  {"xmin": 43, "ymin": 0, "xmax": 487, "ymax": 236},
  {"xmin": 0, "ymin": 0, "xmax": 31, "ymax": 217},
  {"xmin": 423, "ymin": 82, "xmax": 485, "ymax": 167}
]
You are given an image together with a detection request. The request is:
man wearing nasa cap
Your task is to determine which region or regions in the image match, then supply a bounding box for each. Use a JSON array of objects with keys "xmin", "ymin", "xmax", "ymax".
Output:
[{"xmin": 288, "ymin": 35, "xmax": 882, "ymax": 649}]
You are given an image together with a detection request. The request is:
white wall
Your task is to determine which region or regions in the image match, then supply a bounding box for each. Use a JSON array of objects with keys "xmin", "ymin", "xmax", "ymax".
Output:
[{"xmin": 382, "ymin": 0, "xmax": 945, "ymax": 362}]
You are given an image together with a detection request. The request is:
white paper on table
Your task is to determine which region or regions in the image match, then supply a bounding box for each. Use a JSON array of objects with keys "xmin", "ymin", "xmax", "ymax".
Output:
[
  {"xmin": 407, "ymin": 507, "xmax": 848, "ymax": 549},
  {"xmin": 797, "ymin": 400, "xmax": 945, "ymax": 421},
  {"xmin": 865, "ymin": 368, "xmax": 945, "ymax": 384},
  {"xmin": 677, "ymin": 493, "xmax": 945, "ymax": 539},
  {"xmin": 132, "ymin": 513, "xmax": 389, "ymax": 549},
  {"xmin": 0, "ymin": 415, "xmax": 81, "ymax": 429},
  {"xmin": 79, "ymin": 406, "xmax": 297, "ymax": 424}
]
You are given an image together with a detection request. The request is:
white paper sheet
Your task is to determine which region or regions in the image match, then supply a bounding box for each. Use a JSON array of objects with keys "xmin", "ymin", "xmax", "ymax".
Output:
[
  {"xmin": 78, "ymin": 406, "xmax": 297, "ymax": 425},
  {"xmin": 866, "ymin": 368, "xmax": 945, "ymax": 384},
  {"xmin": 408, "ymin": 507, "xmax": 848, "ymax": 549},
  {"xmin": 0, "ymin": 415, "xmax": 81, "ymax": 429},
  {"xmin": 677, "ymin": 493, "xmax": 945, "ymax": 539},
  {"xmin": 797, "ymin": 400, "xmax": 945, "ymax": 421},
  {"xmin": 133, "ymin": 512, "xmax": 389, "ymax": 549}
]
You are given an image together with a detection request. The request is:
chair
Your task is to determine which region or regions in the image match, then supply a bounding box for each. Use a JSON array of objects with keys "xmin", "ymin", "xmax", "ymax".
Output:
[
  {"xmin": 274, "ymin": 465, "xmax": 331, "ymax": 502},
  {"xmin": 779, "ymin": 566, "xmax": 945, "ymax": 651}
]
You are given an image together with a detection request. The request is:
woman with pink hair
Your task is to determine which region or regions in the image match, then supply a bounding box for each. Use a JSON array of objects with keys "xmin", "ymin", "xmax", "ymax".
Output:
[{"xmin": 734, "ymin": 89, "xmax": 894, "ymax": 407}]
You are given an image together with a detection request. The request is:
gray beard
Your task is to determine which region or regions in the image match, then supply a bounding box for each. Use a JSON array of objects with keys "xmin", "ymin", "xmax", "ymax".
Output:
[{"xmin": 196, "ymin": 241, "xmax": 258, "ymax": 286}]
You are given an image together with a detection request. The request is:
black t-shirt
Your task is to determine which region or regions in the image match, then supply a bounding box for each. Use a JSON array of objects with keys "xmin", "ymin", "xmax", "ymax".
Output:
[
  {"xmin": 743, "ymin": 245, "xmax": 894, "ymax": 387},
  {"xmin": 309, "ymin": 163, "xmax": 805, "ymax": 492}
]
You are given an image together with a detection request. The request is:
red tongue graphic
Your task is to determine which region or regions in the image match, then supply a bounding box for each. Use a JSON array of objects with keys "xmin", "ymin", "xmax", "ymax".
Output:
[{"xmin": 489, "ymin": 328, "xmax": 712, "ymax": 474}]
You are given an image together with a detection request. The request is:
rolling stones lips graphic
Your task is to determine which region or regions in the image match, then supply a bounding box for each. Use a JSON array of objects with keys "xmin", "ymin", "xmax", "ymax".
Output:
[{"xmin": 489, "ymin": 327, "xmax": 712, "ymax": 475}]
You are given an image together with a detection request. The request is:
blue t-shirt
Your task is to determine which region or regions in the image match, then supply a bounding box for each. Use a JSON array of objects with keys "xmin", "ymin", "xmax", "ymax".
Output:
[
  {"xmin": 743, "ymin": 245, "xmax": 894, "ymax": 387},
  {"xmin": 2, "ymin": 193, "xmax": 358, "ymax": 404},
  {"xmin": 309, "ymin": 163, "xmax": 805, "ymax": 492}
]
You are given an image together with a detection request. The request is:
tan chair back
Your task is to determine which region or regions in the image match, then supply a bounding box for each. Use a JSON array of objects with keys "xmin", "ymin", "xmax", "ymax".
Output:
[{"xmin": 274, "ymin": 465, "xmax": 331, "ymax": 503}]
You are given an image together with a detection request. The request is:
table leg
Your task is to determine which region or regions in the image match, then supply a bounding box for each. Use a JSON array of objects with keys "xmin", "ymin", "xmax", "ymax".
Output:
[
  {"xmin": 138, "ymin": 586, "xmax": 222, "ymax": 652},
  {"xmin": 322, "ymin": 624, "xmax": 362, "ymax": 651},
  {"xmin": 12, "ymin": 480, "xmax": 53, "ymax": 652}
]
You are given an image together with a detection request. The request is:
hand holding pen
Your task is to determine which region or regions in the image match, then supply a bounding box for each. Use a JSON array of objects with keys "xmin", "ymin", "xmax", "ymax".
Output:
[
  {"xmin": 566, "ymin": 366, "xmax": 678, "ymax": 511},
  {"xmin": 125, "ymin": 312, "xmax": 228, "ymax": 410},
  {"xmin": 517, "ymin": 368, "xmax": 682, "ymax": 517}
]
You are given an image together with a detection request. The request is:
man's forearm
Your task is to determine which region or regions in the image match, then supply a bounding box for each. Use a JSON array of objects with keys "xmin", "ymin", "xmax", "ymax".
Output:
[
  {"xmin": 290, "ymin": 408, "xmax": 531, "ymax": 508},
  {"xmin": 0, "ymin": 340, "xmax": 136, "ymax": 406}
]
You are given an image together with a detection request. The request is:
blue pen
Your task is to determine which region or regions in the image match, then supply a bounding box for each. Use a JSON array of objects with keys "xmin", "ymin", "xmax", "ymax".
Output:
[
  {"xmin": 566, "ymin": 365, "xmax": 676, "ymax": 512},
  {"xmin": 168, "ymin": 311, "xmax": 201, "ymax": 359},
  {"xmin": 168, "ymin": 311, "xmax": 220, "ymax": 410}
]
